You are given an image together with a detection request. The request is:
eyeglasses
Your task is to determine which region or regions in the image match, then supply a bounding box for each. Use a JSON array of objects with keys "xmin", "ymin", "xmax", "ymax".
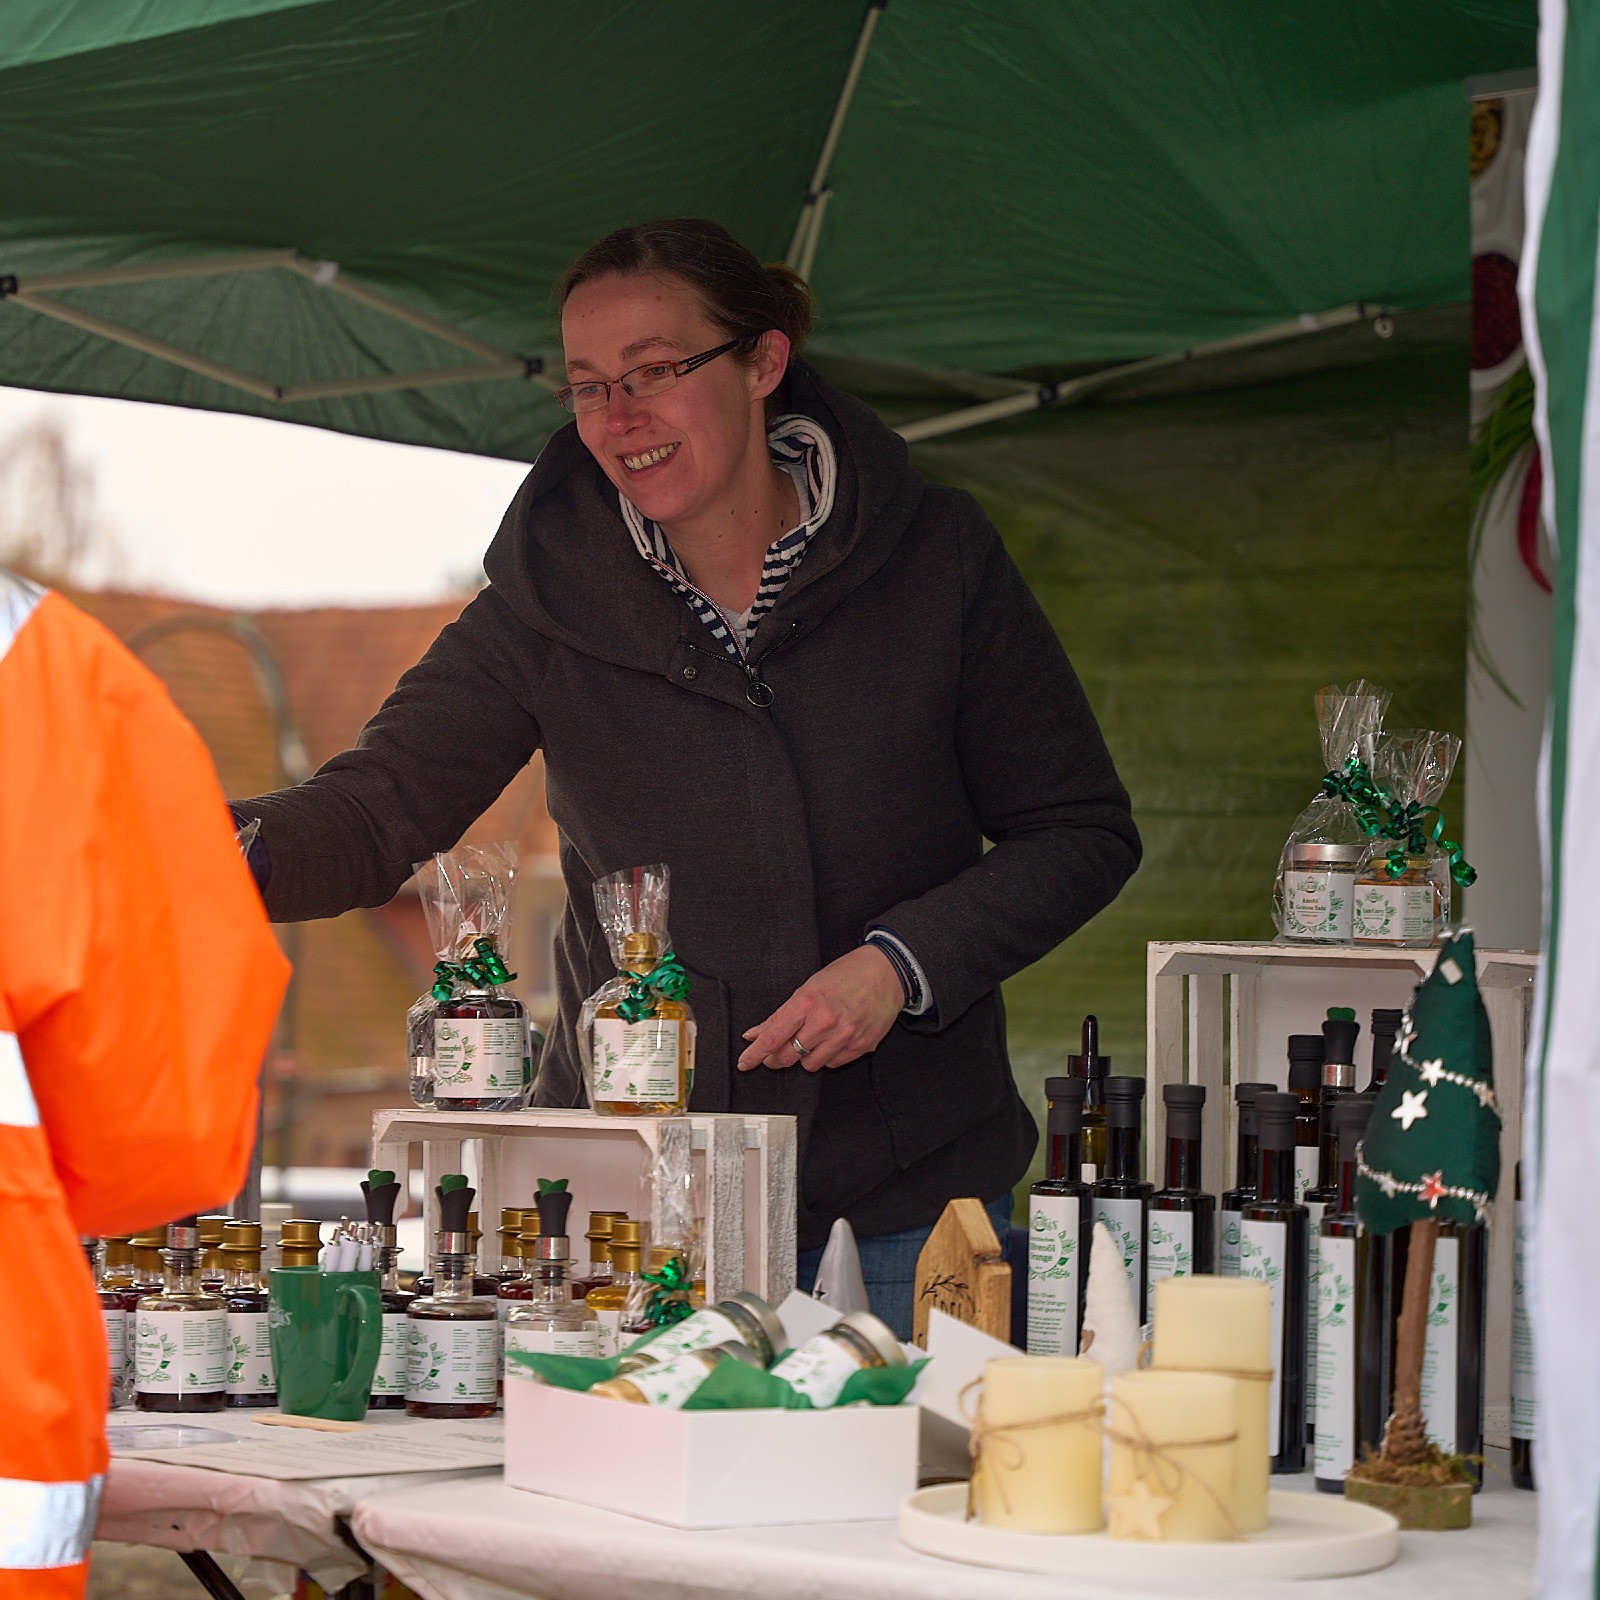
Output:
[{"xmin": 555, "ymin": 338, "xmax": 752, "ymax": 414}]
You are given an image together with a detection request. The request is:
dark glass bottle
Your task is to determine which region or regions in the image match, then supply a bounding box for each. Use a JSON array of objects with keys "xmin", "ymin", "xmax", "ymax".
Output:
[
  {"xmin": 134, "ymin": 1219, "xmax": 228, "ymax": 1413},
  {"xmin": 220, "ymin": 1222, "xmax": 276, "ymax": 1408},
  {"xmin": 1366, "ymin": 1008, "xmax": 1404, "ymax": 1091},
  {"xmin": 1220, "ymin": 1082, "xmax": 1273, "ymax": 1276},
  {"xmin": 1091, "ymin": 1076, "xmax": 1152, "ymax": 1324},
  {"xmin": 407, "ymin": 1230, "xmax": 499, "ymax": 1418},
  {"xmin": 1511, "ymin": 1162, "xmax": 1535, "ymax": 1489},
  {"xmin": 1068, "ymin": 1015, "xmax": 1111, "ymax": 1182},
  {"xmin": 1286, "ymin": 1034, "xmax": 1323, "ymax": 1204},
  {"xmin": 1314, "ymin": 1094, "xmax": 1392, "ymax": 1490},
  {"xmin": 197, "ymin": 1215, "xmax": 230, "ymax": 1291},
  {"xmin": 431, "ymin": 980, "xmax": 530, "ymax": 1112},
  {"xmin": 1147, "ymin": 1082, "xmax": 1214, "ymax": 1295},
  {"xmin": 1415, "ymin": 1218, "xmax": 1488, "ymax": 1487},
  {"xmin": 371, "ymin": 1228, "xmax": 416, "ymax": 1410},
  {"xmin": 1241, "ymin": 1092, "xmax": 1309, "ymax": 1473},
  {"xmin": 1302, "ymin": 1084, "xmax": 1342, "ymax": 1446},
  {"xmin": 1027, "ymin": 1075, "xmax": 1092, "ymax": 1355}
]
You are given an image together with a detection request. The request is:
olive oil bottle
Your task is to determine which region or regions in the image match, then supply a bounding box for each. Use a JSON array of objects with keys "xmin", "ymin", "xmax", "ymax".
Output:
[
  {"xmin": 1027, "ymin": 1076, "xmax": 1092, "ymax": 1356},
  {"xmin": 1220, "ymin": 1082, "xmax": 1273, "ymax": 1276},
  {"xmin": 1147, "ymin": 1082, "xmax": 1215, "ymax": 1293},
  {"xmin": 1091, "ymin": 1077, "xmax": 1152, "ymax": 1324},
  {"xmin": 1067, "ymin": 1015, "xmax": 1112, "ymax": 1181}
]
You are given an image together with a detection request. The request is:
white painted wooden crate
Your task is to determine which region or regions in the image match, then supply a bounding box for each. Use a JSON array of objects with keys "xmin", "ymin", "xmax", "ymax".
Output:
[
  {"xmin": 372, "ymin": 1107, "xmax": 796, "ymax": 1307},
  {"xmin": 1145, "ymin": 940, "xmax": 1537, "ymax": 1448}
]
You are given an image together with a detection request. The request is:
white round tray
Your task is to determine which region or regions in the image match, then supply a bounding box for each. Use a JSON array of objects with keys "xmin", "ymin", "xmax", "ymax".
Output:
[{"xmin": 898, "ymin": 1484, "xmax": 1399, "ymax": 1580}]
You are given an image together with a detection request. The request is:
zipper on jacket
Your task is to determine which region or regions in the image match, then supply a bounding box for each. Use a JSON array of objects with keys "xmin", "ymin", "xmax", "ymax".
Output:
[{"xmin": 683, "ymin": 620, "xmax": 799, "ymax": 708}]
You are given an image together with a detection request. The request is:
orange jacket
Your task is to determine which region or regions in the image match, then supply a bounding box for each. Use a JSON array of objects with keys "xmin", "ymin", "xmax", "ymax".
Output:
[{"xmin": 0, "ymin": 572, "xmax": 288, "ymax": 1595}]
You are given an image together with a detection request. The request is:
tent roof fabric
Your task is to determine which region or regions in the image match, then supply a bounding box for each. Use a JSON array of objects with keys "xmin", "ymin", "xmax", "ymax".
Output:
[{"xmin": 0, "ymin": 1, "xmax": 1535, "ymax": 460}]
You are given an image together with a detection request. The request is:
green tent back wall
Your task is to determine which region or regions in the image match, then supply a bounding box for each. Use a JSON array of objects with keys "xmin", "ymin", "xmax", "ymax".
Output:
[{"xmin": 0, "ymin": 3, "xmax": 1534, "ymax": 1172}]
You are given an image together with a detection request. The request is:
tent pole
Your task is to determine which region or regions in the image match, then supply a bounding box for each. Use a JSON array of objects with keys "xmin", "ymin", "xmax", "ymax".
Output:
[
  {"xmin": 15, "ymin": 251, "xmax": 298, "ymax": 293},
  {"xmin": 787, "ymin": 1, "xmax": 886, "ymax": 274},
  {"xmin": 895, "ymin": 303, "xmax": 1390, "ymax": 444}
]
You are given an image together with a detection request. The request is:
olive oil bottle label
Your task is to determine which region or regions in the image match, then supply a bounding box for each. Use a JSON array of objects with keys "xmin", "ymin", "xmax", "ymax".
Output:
[
  {"xmin": 1313, "ymin": 1234, "xmax": 1357, "ymax": 1481},
  {"xmin": 225, "ymin": 1310, "xmax": 275, "ymax": 1398},
  {"xmin": 135, "ymin": 1309, "xmax": 228, "ymax": 1395},
  {"xmin": 1512, "ymin": 1202, "xmax": 1535, "ymax": 1442},
  {"xmin": 433, "ymin": 1017, "xmax": 526, "ymax": 1101},
  {"xmin": 770, "ymin": 1338, "xmax": 865, "ymax": 1407},
  {"xmin": 1145, "ymin": 1211, "xmax": 1194, "ymax": 1289},
  {"xmin": 591, "ymin": 1018, "xmax": 680, "ymax": 1103},
  {"xmin": 1283, "ymin": 869, "xmax": 1352, "ymax": 941},
  {"xmin": 1091, "ymin": 1197, "xmax": 1145, "ymax": 1314},
  {"xmin": 406, "ymin": 1320, "xmax": 498, "ymax": 1404},
  {"xmin": 1219, "ymin": 1207, "xmax": 1242, "ymax": 1276},
  {"xmin": 1239, "ymin": 1218, "xmax": 1288, "ymax": 1454},
  {"xmin": 1026, "ymin": 1194, "xmax": 1082, "ymax": 1356},
  {"xmin": 1293, "ymin": 1149, "xmax": 1317, "ymax": 1204},
  {"xmin": 372, "ymin": 1311, "xmax": 408, "ymax": 1398},
  {"xmin": 1419, "ymin": 1235, "xmax": 1461, "ymax": 1451},
  {"xmin": 1304, "ymin": 1200, "xmax": 1325, "ymax": 1426},
  {"xmin": 1352, "ymin": 883, "xmax": 1436, "ymax": 942},
  {"xmin": 103, "ymin": 1309, "xmax": 128, "ymax": 1389},
  {"xmin": 503, "ymin": 1323, "xmax": 602, "ymax": 1361}
]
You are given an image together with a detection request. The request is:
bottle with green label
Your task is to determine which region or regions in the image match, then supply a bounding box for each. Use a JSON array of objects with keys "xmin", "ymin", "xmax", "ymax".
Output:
[
  {"xmin": 134, "ymin": 1218, "xmax": 229, "ymax": 1413},
  {"xmin": 1147, "ymin": 1082, "xmax": 1214, "ymax": 1301},
  {"xmin": 1314, "ymin": 1093, "xmax": 1391, "ymax": 1491},
  {"xmin": 1511, "ymin": 1162, "xmax": 1535, "ymax": 1489},
  {"xmin": 1028, "ymin": 1075, "xmax": 1092, "ymax": 1356},
  {"xmin": 1287, "ymin": 1034, "xmax": 1323, "ymax": 1204},
  {"xmin": 1408, "ymin": 1215, "xmax": 1487, "ymax": 1485},
  {"xmin": 220, "ymin": 1222, "xmax": 276, "ymax": 1408},
  {"xmin": 407, "ymin": 1177, "xmax": 500, "ymax": 1418},
  {"xmin": 1066, "ymin": 1015, "xmax": 1111, "ymax": 1182},
  {"xmin": 1220, "ymin": 1082, "xmax": 1273, "ymax": 1277},
  {"xmin": 361, "ymin": 1170, "xmax": 414, "ymax": 1410},
  {"xmin": 504, "ymin": 1185, "xmax": 603, "ymax": 1366},
  {"xmin": 1091, "ymin": 1077, "xmax": 1152, "ymax": 1324},
  {"xmin": 1240, "ymin": 1092, "xmax": 1309, "ymax": 1473}
]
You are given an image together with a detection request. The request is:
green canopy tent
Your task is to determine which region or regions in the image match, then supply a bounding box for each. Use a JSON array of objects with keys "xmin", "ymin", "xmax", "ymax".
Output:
[{"xmin": 0, "ymin": 3, "xmax": 1539, "ymax": 1109}]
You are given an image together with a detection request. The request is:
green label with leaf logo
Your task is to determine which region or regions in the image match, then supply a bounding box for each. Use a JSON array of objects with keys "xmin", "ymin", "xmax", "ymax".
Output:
[
  {"xmin": 434, "ymin": 1017, "xmax": 526, "ymax": 1101},
  {"xmin": 1026, "ymin": 1194, "xmax": 1082, "ymax": 1355}
]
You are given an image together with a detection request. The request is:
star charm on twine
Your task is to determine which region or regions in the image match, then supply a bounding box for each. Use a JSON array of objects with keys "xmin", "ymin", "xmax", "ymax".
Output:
[
  {"xmin": 1105, "ymin": 1477, "xmax": 1174, "ymax": 1541},
  {"xmin": 1392, "ymin": 1089, "xmax": 1429, "ymax": 1130}
]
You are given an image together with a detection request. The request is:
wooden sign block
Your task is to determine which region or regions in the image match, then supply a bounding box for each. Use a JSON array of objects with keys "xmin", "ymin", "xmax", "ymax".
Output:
[{"xmin": 912, "ymin": 1197, "xmax": 1011, "ymax": 1347}]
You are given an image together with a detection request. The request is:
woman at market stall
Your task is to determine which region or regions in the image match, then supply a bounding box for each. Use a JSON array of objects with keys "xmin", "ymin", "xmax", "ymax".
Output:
[{"xmin": 235, "ymin": 218, "xmax": 1140, "ymax": 1337}]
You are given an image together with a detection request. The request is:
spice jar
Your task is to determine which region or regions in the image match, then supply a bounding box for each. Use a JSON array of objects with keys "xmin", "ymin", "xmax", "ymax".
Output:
[
  {"xmin": 616, "ymin": 1290, "xmax": 784, "ymax": 1373},
  {"xmin": 590, "ymin": 1340, "xmax": 760, "ymax": 1406},
  {"xmin": 768, "ymin": 1311, "xmax": 906, "ymax": 1407},
  {"xmin": 1278, "ymin": 842, "xmax": 1362, "ymax": 943},
  {"xmin": 1351, "ymin": 850, "xmax": 1449, "ymax": 946}
]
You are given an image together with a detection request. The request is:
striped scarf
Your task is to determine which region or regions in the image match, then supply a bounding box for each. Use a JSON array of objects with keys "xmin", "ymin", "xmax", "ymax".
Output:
[{"xmin": 618, "ymin": 415, "xmax": 837, "ymax": 661}]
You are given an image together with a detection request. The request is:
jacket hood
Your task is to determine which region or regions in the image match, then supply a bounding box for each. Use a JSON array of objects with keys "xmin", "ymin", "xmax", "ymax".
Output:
[{"xmin": 481, "ymin": 361, "xmax": 924, "ymax": 669}]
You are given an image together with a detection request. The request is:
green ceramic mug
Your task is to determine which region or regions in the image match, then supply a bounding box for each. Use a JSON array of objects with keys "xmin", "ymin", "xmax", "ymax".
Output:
[{"xmin": 268, "ymin": 1267, "xmax": 383, "ymax": 1420}]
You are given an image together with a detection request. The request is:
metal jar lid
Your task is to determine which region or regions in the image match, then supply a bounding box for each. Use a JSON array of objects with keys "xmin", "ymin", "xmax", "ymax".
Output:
[
  {"xmin": 1285, "ymin": 842, "xmax": 1365, "ymax": 865},
  {"xmin": 722, "ymin": 1292, "xmax": 786, "ymax": 1360},
  {"xmin": 836, "ymin": 1310, "xmax": 907, "ymax": 1368}
]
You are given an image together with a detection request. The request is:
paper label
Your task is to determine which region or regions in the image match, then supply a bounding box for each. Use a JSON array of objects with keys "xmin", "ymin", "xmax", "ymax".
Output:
[
  {"xmin": 591, "ymin": 1306, "xmax": 623, "ymax": 1359},
  {"xmin": 1314, "ymin": 1234, "xmax": 1357, "ymax": 1479},
  {"xmin": 225, "ymin": 1309, "xmax": 275, "ymax": 1397},
  {"xmin": 372, "ymin": 1311, "xmax": 408, "ymax": 1398},
  {"xmin": 135, "ymin": 1308, "xmax": 228, "ymax": 1396},
  {"xmin": 1026, "ymin": 1193, "xmax": 1082, "ymax": 1356},
  {"xmin": 503, "ymin": 1321, "xmax": 602, "ymax": 1361},
  {"xmin": 1219, "ymin": 1206, "xmax": 1242, "ymax": 1276},
  {"xmin": 1419, "ymin": 1235, "xmax": 1461, "ymax": 1451},
  {"xmin": 103, "ymin": 1309, "xmax": 127, "ymax": 1385},
  {"xmin": 1092, "ymin": 1197, "xmax": 1146, "ymax": 1315},
  {"xmin": 406, "ymin": 1318, "xmax": 498, "ymax": 1404},
  {"xmin": 1293, "ymin": 1148, "xmax": 1317, "ymax": 1204},
  {"xmin": 1239, "ymin": 1218, "xmax": 1288, "ymax": 1455},
  {"xmin": 1145, "ymin": 1210, "xmax": 1194, "ymax": 1291},
  {"xmin": 1352, "ymin": 882, "xmax": 1437, "ymax": 942},
  {"xmin": 622, "ymin": 1306, "xmax": 742, "ymax": 1367},
  {"xmin": 1283, "ymin": 868, "xmax": 1353, "ymax": 940},
  {"xmin": 770, "ymin": 1337, "xmax": 864, "ymax": 1407},
  {"xmin": 1512, "ymin": 1201, "xmax": 1535, "ymax": 1441},
  {"xmin": 432, "ymin": 1016, "xmax": 526, "ymax": 1100},
  {"xmin": 624, "ymin": 1350, "xmax": 718, "ymax": 1408},
  {"xmin": 1304, "ymin": 1199, "xmax": 1324, "ymax": 1424},
  {"xmin": 590, "ymin": 1017, "xmax": 681, "ymax": 1103}
]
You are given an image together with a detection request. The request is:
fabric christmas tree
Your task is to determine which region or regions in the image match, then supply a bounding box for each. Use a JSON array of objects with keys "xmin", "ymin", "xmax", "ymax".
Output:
[{"xmin": 1354, "ymin": 927, "xmax": 1501, "ymax": 1469}]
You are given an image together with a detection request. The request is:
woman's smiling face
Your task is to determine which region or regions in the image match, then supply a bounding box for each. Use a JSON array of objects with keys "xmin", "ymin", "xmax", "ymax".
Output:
[{"xmin": 561, "ymin": 271, "xmax": 786, "ymax": 529}]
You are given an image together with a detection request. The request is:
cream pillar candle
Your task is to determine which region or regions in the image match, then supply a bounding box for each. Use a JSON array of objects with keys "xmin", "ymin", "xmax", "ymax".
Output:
[
  {"xmin": 1107, "ymin": 1370, "xmax": 1238, "ymax": 1542},
  {"xmin": 971, "ymin": 1356, "xmax": 1104, "ymax": 1533},
  {"xmin": 1149, "ymin": 1275, "xmax": 1272, "ymax": 1533}
]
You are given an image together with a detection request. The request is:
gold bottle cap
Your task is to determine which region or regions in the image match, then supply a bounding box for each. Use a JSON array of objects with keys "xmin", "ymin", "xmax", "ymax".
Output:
[
  {"xmin": 619, "ymin": 931, "xmax": 662, "ymax": 970},
  {"xmin": 467, "ymin": 1211, "xmax": 482, "ymax": 1243},
  {"xmin": 609, "ymin": 1240, "xmax": 644, "ymax": 1273},
  {"xmin": 645, "ymin": 1245, "xmax": 681, "ymax": 1272},
  {"xmin": 516, "ymin": 1212, "xmax": 544, "ymax": 1245},
  {"xmin": 197, "ymin": 1215, "xmax": 230, "ymax": 1245},
  {"xmin": 222, "ymin": 1221, "xmax": 263, "ymax": 1250},
  {"xmin": 585, "ymin": 1210, "xmax": 625, "ymax": 1241},
  {"xmin": 609, "ymin": 1217, "xmax": 646, "ymax": 1246},
  {"xmin": 279, "ymin": 1244, "xmax": 321, "ymax": 1268},
  {"xmin": 279, "ymin": 1218, "xmax": 323, "ymax": 1248},
  {"xmin": 499, "ymin": 1208, "xmax": 525, "ymax": 1234},
  {"xmin": 101, "ymin": 1237, "xmax": 135, "ymax": 1269},
  {"xmin": 130, "ymin": 1229, "xmax": 167, "ymax": 1249}
]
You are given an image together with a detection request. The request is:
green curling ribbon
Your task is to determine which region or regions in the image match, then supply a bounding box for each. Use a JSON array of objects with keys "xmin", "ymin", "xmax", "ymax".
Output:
[
  {"xmin": 615, "ymin": 949, "xmax": 691, "ymax": 1023},
  {"xmin": 640, "ymin": 1252, "xmax": 695, "ymax": 1327},
  {"xmin": 1320, "ymin": 759, "xmax": 1477, "ymax": 888},
  {"xmin": 431, "ymin": 936, "xmax": 519, "ymax": 1001}
]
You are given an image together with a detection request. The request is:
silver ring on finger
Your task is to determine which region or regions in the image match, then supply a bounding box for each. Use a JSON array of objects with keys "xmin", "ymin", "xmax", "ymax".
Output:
[{"xmin": 791, "ymin": 1035, "xmax": 811, "ymax": 1058}]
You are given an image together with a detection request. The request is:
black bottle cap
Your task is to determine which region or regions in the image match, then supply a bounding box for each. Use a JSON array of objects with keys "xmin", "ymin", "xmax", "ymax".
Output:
[
  {"xmin": 1255, "ymin": 1091, "xmax": 1298, "ymax": 1151},
  {"xmin": 1103, "ymin": 1075, "xmax": 1146, "ymax": 1129},
  {"xmin": 362, "ymin": 1169, "xmax": 401, "ymax": 1226},
  {"xmin": 1067, "ymin": 1015, "xmax": 1111, "ymax": 1080},
  {"xmin": 1234, "ymin": 1080, "xmax": 1273, "ymax": 1135},
  {"xmin": 1322, "ymin": 1015, "xmax": 1361, "ymax": 1067},
  {"xmin": 1045, "ymin": 1076, "xmax": 1088, "ymax": 1105},
  {"xmin": 436, "ymin": 1177, "xmax": 475, "ymax": 1233},
  {"xmin": 535, "ymin": 1185, "xmax": 573, "ymax": 1240},
  {"xmin": 1287, "ymin": 1033, "xmax": 1323, "ymax": 1092},
  {"xmin": 1370, "ymin": 1008, "xmax": 1403, "ymax": 1068},
  {"xmin": 1164, "ymin": 1081, "xmax": 1205, "ymax": 1141},
  {"xmin": 1336, "ymin": 1092, "xmax": 1376, "ymax": 1157}
]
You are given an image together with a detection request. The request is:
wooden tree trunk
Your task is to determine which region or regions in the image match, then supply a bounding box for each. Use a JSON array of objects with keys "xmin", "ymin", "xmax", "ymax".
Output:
[{"xmin": 1383, "ymin": 1219, "xmax": 1439, "ymax": 1465}]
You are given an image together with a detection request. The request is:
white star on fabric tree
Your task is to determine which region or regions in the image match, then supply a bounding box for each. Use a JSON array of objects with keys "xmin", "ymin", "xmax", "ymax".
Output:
[
  {"xmin": 1392, "ymin": 1089, "xmax": 1429, "ymax": 1131},
  {"xmin": 1417, "ymin": 1058, "xmax": 1447, "ymax": 1087}
]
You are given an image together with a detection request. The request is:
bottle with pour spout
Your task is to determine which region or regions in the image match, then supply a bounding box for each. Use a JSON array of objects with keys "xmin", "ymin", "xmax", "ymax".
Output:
[{"xmin": 1067, "ymin": 1015, "xmax": 1111, "ymax": 1181}]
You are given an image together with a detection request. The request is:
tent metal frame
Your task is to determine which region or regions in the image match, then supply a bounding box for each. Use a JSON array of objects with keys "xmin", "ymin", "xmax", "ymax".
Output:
[
  {"xmin": 0, "ymin": 249, "xmax": 551, "ymax": 404},
  {"xmin": 894, "ymin": 303, "xmax": 1396, "ymax": 443}
]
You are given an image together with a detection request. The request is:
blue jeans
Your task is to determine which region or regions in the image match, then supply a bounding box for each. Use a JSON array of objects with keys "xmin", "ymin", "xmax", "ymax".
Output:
[{"xmin": 796, "ymin": 1193, "xmax": 1014, "ymax": 1341}]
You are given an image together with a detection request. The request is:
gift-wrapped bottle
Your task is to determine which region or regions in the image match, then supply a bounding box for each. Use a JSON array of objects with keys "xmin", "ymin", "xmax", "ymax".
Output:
[
  {"xmin": 419, "ymin": 844, "xmax": 531, "ymax": 1113},
  {"xmin": 579, "ymin": 864, "xmax": 694, "ymax": 1116}
]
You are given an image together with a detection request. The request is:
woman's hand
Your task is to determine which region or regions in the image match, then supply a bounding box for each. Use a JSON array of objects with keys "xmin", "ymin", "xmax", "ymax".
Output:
[{"xmin": 737, "ymin": 945, "xmax": 905, "ymax": 1073}]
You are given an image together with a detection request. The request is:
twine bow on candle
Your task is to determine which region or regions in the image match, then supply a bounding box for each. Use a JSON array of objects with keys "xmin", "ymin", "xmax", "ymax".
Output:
[
  {"xmin": 960, "ymin": 1379, "xmax": 1106, "ymax": 1521},
  {"xmin": 1099, "ymin": 1393, "xmax": 1243, "ymax": 1543}
]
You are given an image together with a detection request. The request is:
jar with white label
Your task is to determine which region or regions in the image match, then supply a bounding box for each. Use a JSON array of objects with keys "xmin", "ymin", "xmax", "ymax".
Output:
[
  {"xmin": 432, "ymin": 983, "xmax": 530, "ymax": 1112},
  {"xmin": 769, "ymin": 1310, "xmax": 907, "ymax": 1407},
  {"xmin": 616, "ymin": 1291, "xmax": 783, "ymax": 1374},
  {"xmin": 591, "ymin": 1340, "xmax": 760, "ymax": 1406},
  {"xmin": 134, "ymin": 1220, "xmax": 229, "ymax": 1413},
  {"xmin": 1277, "ymin": 842, "xmax": 1362, "ymax": 943},
  {"xmin": 1351, "ymin": 851, "xmax": 1450, "ymax": 946}
]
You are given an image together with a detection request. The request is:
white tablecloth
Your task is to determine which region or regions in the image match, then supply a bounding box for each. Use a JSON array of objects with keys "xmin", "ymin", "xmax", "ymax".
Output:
[
  {"xmin": 97, "ymin": 1409, "xmax": 499, "ymax": 1590},
  {"xmin": 350, "ymin": 1471, "xmax": 1537, "ymax": 1600}
]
